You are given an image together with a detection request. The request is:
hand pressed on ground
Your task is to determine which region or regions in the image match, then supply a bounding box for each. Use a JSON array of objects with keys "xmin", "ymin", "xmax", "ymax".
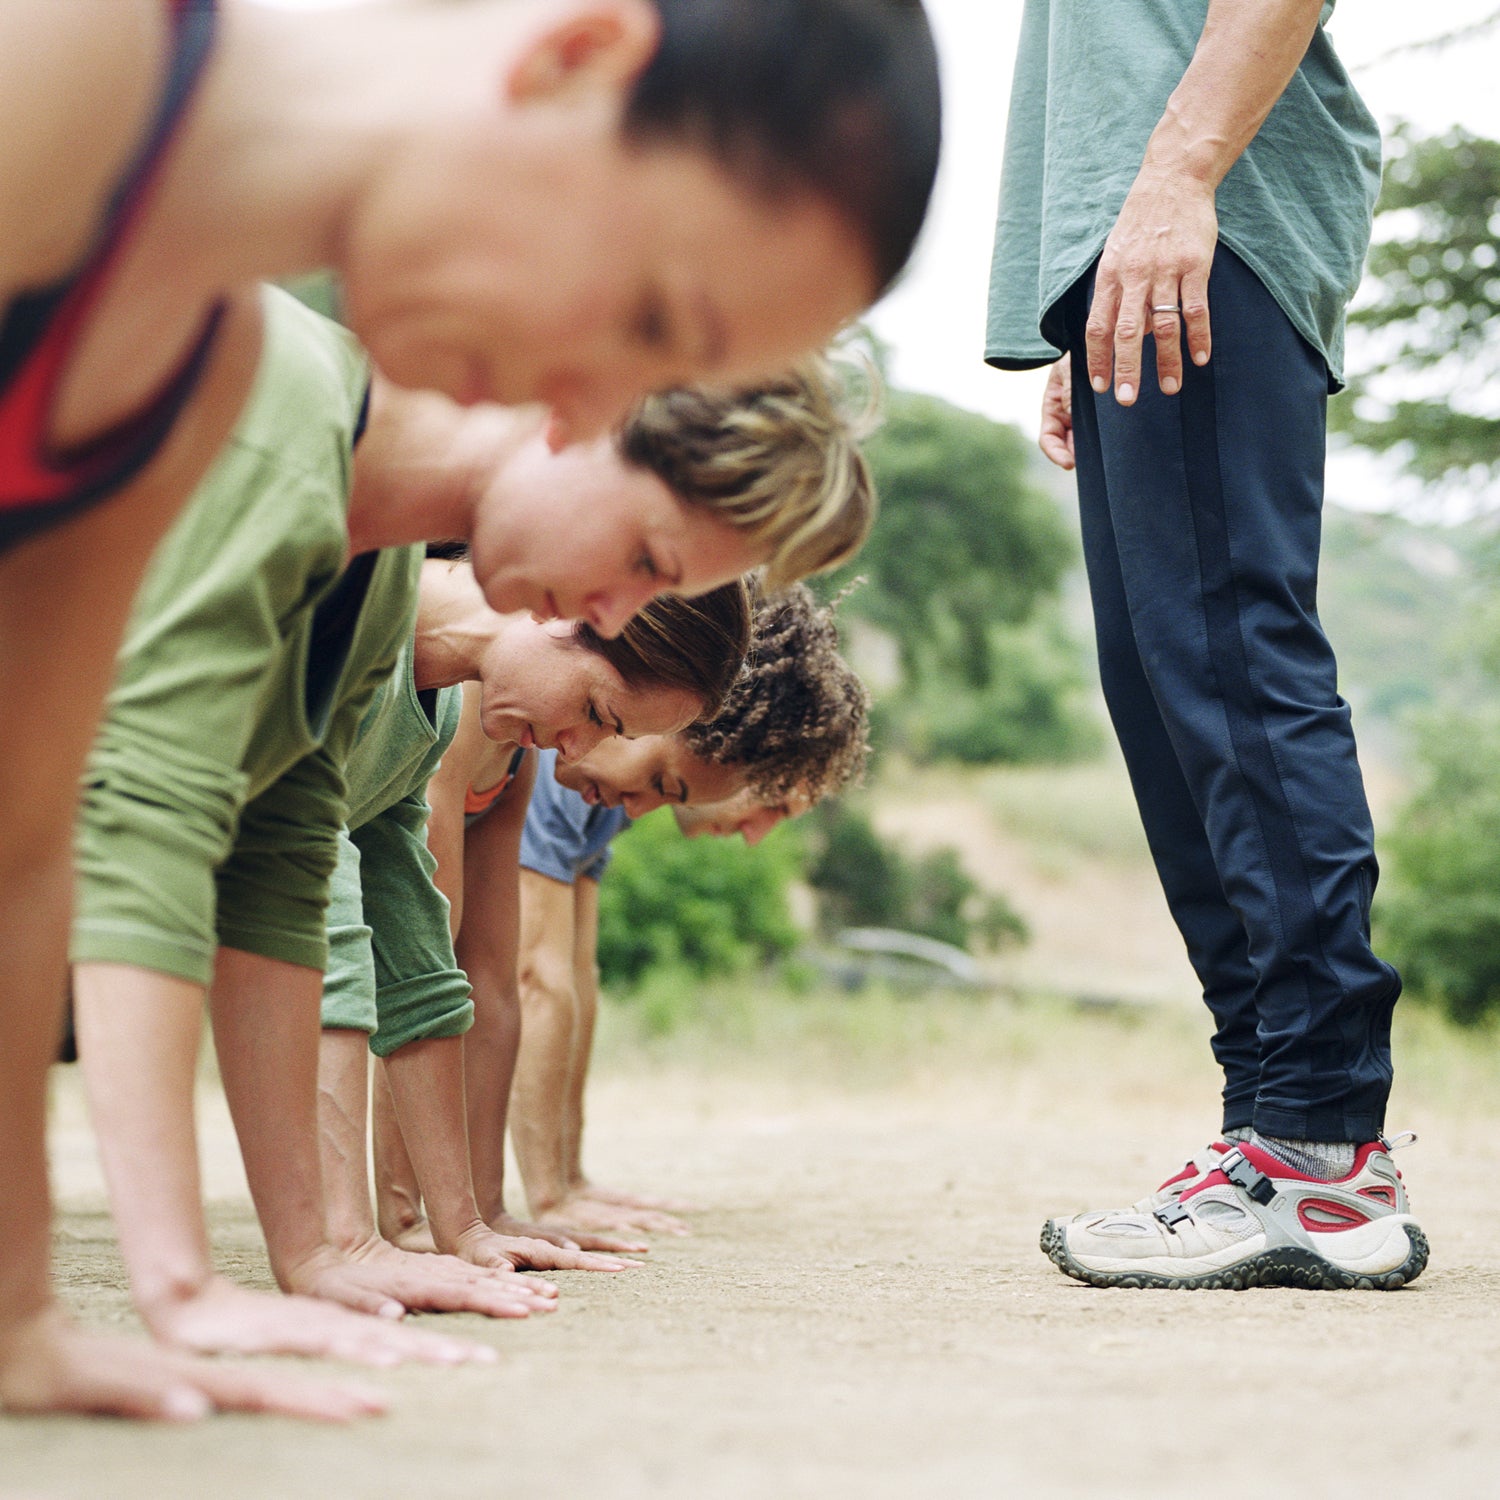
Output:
[{"xmin": 0, "ymin": 1304, "xmax": 386, "ymax": 1423}]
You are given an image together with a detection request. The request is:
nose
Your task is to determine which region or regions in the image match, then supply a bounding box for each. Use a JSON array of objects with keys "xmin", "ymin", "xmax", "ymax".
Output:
[
  {"xmin": 738, "ymin": 809, "xmax": 783, "ymax": 846},
  {"xmin": 622, "ymin": 788, "xmax": 667, "ymax": 819},
  {"xmin": 545, "ymin": 380, "xmax": 638, "ymax": 452},
  {"xmin": 584, "ymin": 576, "xmax": 662, "ymax": 640},
  {"xmin": 555, "ymin": 720, "xmax": 611, "ymax": 764}
]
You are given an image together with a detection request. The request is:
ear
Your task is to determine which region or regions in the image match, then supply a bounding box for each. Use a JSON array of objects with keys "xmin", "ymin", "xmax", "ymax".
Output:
[{"xmin": 505, "ymin": 0, "xmax": 661, "ymax": 105}]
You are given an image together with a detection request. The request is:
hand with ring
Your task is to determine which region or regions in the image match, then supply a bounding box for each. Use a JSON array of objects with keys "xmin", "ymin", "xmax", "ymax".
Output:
[{"xmin": 1084, "ymin": 163, "xmax": 1217, "ymax": 405}]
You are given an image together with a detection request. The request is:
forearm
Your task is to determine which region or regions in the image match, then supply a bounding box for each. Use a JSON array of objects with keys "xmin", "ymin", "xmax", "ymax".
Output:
[
  {"xmin": 208, "ymin": 948, "xmax": 331, "ymax": 1288},
  {"xmin": 510, "ymin": 975, "xmax": 579, "ymax": 1216},
  {"xmin": 371, "ymin": 1059, "xmax": 426, "ymax": 1241},
  {"xmin": 463, "ymin": 970, "xmax": 522, "ymax": 1224},
  {"xmin": 1144, "ymin": 0, "xmax": 1323, "ymax": 189},
  {"xmin": 381, "ymin": 1036, "xmax": 487, "ymax": 1250},
  {"xmin": 316, "ymin": 1029, "xmax": 379, "ymax": 1251},
  {"xmin": 0, "ymin": 843, "xmax": 76, "ymax": 1324},
  {"xmin": 73, "ymin": 961, "xmax": 216, "ymax": 1320},
  {"xmin": 562, "ymin": 968, "xmax": 598, "ymax": 1189}
]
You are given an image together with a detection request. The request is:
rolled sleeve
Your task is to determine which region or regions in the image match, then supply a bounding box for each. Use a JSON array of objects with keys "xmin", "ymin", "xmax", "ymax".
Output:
[
  {"xmin": 73, "ymin": 720, "xmax": 249, "ymax": 986},
  {"xmin": 354, "ymin": 793, "xmax": 473, "ymax": 1058},
  {"xmin": 320, "ymin": 831, "xmax": 378, "ymax": 1034},
  {"xmin": 215, "ymin": 744, "xmax": 346, "ymax": 970}
]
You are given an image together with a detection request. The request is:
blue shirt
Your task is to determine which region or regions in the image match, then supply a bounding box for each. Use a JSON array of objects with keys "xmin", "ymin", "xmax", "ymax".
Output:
[{"xmin": 519, "ymin": 749, "xmax": 632, "ymax": 885}]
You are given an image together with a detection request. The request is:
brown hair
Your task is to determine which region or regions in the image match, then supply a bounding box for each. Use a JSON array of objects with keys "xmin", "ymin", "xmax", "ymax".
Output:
[
  {"xmin": 620, "ymin": 355, "xmax": 877, "ymax": 591},
  {"xmin": 576, "ymin": 578, "xmax": 751, "ymax": 721},
  {"xmin": 685, "ymin": 582, "xmax": 868, "ymax": 802}
]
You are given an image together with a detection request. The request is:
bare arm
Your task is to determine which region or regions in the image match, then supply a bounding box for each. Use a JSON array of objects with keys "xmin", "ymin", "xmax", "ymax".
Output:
[
  {"xmin": 561, "ymin": 876, "xmax": 602, "ymax": 1192},
  {"xmin": 1086, "ymin": 0, "xmax": 1325, "ymax": 405},
  {"xmin": 0, "ymin": 1, "xmax": 160, "ymax": 296},
  {"xmin": 511, "ymin": 871, "xmax": 583, "ymax": 1216},
  {"xmin": 458, "ymin": 753, "xmax": 536, "ymax": 1224}
]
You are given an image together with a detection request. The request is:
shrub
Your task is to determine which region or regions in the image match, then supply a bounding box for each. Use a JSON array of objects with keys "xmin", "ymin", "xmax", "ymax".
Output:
[
  {"xmin": 1378, "ymin": 707, "xmax": 1500, "ymax": 1024},
  {"xmin": 596, "ymin": 809, "xmax": 802, "ymax": 990},
  {"xmin": 804, "ymin": 799, "xmax": 1027, "ymax": 953}
]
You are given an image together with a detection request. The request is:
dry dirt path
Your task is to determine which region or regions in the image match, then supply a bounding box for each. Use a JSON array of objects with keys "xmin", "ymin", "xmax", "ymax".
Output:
[{"xmin": 4, "ymin": 1013, "xmax": 1497, "ymax": 1500}]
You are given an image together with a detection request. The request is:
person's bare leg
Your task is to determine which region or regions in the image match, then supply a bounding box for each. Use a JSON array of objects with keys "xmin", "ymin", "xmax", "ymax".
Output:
[{"xmin": 319, "ymin": 1028, "xmax": 557, "ymax": 1315}]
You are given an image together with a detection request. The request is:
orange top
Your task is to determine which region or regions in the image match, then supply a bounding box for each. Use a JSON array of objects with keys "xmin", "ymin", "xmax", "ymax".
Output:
[{"xmin": 464, "ymin": 747, "xmax": 528, "ymax": 818}]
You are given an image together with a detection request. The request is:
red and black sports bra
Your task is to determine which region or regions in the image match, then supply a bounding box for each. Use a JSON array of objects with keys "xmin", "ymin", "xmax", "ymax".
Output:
[{"xmin": 0, "ymin": 0, "xmax": 222, "ymax": 551}]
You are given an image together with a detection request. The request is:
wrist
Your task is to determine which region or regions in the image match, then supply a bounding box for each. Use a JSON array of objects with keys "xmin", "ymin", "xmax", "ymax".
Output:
[{"xmin": 1140, "ymin": 102, "xmax": 1227, "ymax": 192}]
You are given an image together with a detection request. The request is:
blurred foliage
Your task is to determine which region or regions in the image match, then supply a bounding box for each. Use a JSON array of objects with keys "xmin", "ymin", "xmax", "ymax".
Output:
[
  {"xmin": 822, "ymin": 389, "xmax": 1097, "ymax": 766},
  {"xmin": 596, "ymin": 809, "xmax": 801, "ymax": 989},
  {"xmin": 1333, "ymin": 125, "xmax": 1500, "ymax": 483},
  {"xmin": 1379, "ymin": 707, "xmax": 1500, "ymax": 1024},
  {"xmin": 803, "ymin": 798, "xmax": 1027, "ymax": 953}
]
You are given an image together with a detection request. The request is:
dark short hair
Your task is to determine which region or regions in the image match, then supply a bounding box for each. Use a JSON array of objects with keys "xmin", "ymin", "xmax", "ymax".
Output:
[
  {"xmin": 626, "ymin": 0, "xmax": 941, "ymax": 293},
  {"xmin": 576, "ymin": 578, "xmax": 751, "ymax": 720},
  {"xmin": 685, "ymin": 581, "xmax": 868, "ymax": 801}
]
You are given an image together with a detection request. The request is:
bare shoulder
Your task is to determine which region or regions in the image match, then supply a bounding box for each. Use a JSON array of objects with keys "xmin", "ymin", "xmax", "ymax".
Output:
[{"xmin": 0, "ymin": 0, "xmax": 165, "ymax": 297}]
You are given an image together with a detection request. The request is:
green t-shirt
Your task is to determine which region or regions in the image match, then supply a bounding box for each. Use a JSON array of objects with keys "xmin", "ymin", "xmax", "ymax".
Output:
[
  {"xmin": 985, "ymin": 0, "xmax": 1380, "ymax": 387},
  {"xmin": 320, "ymin": 643, "xmax": 473, "ymax": 1056},
  {"xmin": 73, "ymin": 285, "xmax": 421, "ymax": 985}
]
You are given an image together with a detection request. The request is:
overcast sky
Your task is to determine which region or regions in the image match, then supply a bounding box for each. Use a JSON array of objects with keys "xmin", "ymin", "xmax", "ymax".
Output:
[{"xmin": 263, "ymin": 0, "xmax": 1500, "ymax": 510}]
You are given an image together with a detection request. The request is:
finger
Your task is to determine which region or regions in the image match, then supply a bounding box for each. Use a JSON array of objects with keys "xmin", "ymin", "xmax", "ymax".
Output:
[
  {"xmin": 1111, "ymin": 277, "xmax": 1148, "ymax": 406},
  {"xmin": 1150, "ymin": 281, "xmax": 1185, "ymax": 395},
  {"xmin": 1181, "ymin": 267, "xmax": 1212, "ymax": 367},
  {"xmin": 1038, "ymin": 428, "xmax": 1074, "ymax": 471},
  {"xmin": 190, "ymin": 1365, "xmax": 389, "ymax": 1422},
  {"xmin": 1084, "ymin": 273, "xmax": 1122, "ymax": 395},
  {"xmin": 571, "ymin": 1230, "xmax": 648, "ymax": 1254}
]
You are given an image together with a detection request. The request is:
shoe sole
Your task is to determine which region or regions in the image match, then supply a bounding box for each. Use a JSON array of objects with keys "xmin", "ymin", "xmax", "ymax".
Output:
[
  {"xmin": 1040, "ymin": 1218, "xmax": 1064, "ymax": 1267},
  {"xmin": 1044, "ymin": 1221, "xmax": 1430, "ymax": 1292}
]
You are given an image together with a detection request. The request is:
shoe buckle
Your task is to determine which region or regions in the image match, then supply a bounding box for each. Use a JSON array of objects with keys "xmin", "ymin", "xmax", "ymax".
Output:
[
  {"xmin": 1153, "ymin": 1200, "xmax": 1192, "ymax": 1233},
  {"xmin": 1381, "ymin": 1130, "xmax": 1418, "ymax": 1152},
  {"xmin": 1220, "ymin": 1147, "xmax": 1276, "ymax": 1206}
]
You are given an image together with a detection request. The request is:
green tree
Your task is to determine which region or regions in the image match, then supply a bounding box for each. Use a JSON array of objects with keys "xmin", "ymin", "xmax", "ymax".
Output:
[
  {"xmin": 824, "ymin": 389, "xmax": 1095, "ymax": 764},
  {"xmin": 1332, "ymin": 125, "xmax": 1500, "ymax": 483}
]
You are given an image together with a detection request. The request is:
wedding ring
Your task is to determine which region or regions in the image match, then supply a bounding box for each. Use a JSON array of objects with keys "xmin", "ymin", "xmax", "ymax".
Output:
[{"xmin": 1152, "ymin": 304, "xmax": 1180, "ymax": 314}]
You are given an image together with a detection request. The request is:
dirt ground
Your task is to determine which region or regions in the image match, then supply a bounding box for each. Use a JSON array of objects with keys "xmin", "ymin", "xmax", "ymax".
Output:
[{"xmin": 5, "ymin": 996, "xmax": 1499, "ymax": 1500}]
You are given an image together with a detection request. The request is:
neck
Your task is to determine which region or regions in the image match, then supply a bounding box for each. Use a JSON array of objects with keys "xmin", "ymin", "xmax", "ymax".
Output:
[
  {"xmin": 148, "ymin": 0, "xmax": 541, "ymax": 293},
  {"xmin": 412, "ymin": 562, "xmax": 513, "ymax": 691},
  {"xmin": 345, "ymin": 377, "xmax": 530, "ymax": 556}
]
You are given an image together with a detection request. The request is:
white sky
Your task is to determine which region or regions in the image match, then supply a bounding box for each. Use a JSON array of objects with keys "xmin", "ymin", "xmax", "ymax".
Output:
[{"xmin": 264, "ymin": 0, "xmax": 1500, "ymax": 510}]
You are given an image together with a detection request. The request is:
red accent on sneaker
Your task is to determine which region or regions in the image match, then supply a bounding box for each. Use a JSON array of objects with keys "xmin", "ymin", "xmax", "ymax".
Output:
[
  {"xmin": 1297, "ymin": 1198, "xmax": 1373, "ymax": 1234},
  {"xmin": 1155, "ymin": 1142, "xmax": 1229, "ymax": 1193},
  {"xmin": 1359, "ymin": 1185, "xmax": 1398, "ymax": 1207}
]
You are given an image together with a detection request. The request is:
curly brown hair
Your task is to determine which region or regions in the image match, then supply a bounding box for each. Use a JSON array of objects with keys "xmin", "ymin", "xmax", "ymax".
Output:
[{"xmin": 684, "ymin": 582, "xmax": 868, "ymax": 803}]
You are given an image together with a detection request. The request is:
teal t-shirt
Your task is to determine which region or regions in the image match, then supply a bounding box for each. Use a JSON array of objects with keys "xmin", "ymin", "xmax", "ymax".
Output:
[{"xmin": 985, "ymin": 0, "xmax": 1380, "ymax": 387}]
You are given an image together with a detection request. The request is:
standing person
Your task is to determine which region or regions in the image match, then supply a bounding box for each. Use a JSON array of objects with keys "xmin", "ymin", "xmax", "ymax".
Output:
[
  {"xmin": 317, "ymin": 562, "xmax": 749, "ymax": 1286},
  {"xmin": 987, "ymin": 1, "xmax": 1425, "ymax": 1290},
  {"xmin": 0, "ymin": 0, "xmax": 941, "ymax": 1417}
]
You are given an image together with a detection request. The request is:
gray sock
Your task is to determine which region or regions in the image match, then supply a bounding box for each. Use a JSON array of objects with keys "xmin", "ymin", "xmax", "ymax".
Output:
[
  {"xmin": 1251, "ymin": 1131, "xmax": 1356, "ymax": 1181},
  {"xmin": 1222, "ymin": 1126, "xmax": 1252, "ymax": 1144}
]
